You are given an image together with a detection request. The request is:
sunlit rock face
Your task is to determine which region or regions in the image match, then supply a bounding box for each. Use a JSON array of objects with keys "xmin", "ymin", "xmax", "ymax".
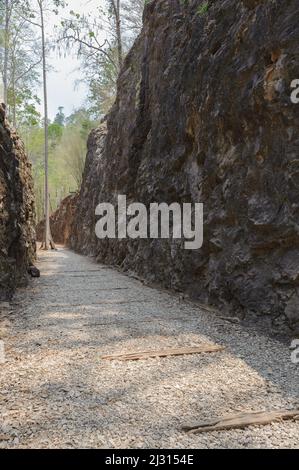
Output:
[
  {"xmin": 0, "ymin": 105, "xmax": 36, "ymax": 300},
  {"xmin": 70, "ymin": 0, "xmax": 299, "ymax": 333}
]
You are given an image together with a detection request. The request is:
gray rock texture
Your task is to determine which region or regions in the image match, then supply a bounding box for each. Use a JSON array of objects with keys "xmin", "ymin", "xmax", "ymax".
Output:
[
  {"xmin": 68, "ymin": 0, "xmax": 299, "ymax": 332},
  {"xmin": 0, "ymin": 105, "xmax": 36, "ymax": 300}
]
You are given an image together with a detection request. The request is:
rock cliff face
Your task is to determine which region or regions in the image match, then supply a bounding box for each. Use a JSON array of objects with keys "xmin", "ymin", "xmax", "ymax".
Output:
[
  {"xmin": 0, "ymin": 105, "xmax": 36, "ymax": 300},
  {"xmin": 70, "ymin": 125, "xmax": 107, "ymax": 254},
  {"xmin": 36, "ymin": 193, "xmax": 78, "ymax": 246},
  {"xmin": 70, "ymin": 0, "xmax": 299, "ymax": 332}
]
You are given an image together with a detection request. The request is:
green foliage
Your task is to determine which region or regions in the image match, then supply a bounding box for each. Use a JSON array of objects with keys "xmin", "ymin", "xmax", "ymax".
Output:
[
  {"xmin": 0, "ymin": 0, "xmax": 146, "ymax": 223},
  {"xmin": 48, "ymin": 122, "xmax": 63, "ymax": 143},
  {"xmin": 20, "ymin": 102, "xmax": 41, "ymax": 127},
  {"xmin": 21, "ymin": 106, "xmax": 95, "ymax": 222},
  {"xmin": 0, "ymin": 0, "xmax": 42, "ymax": 126},
  {"xmin": 87, "ymin": 44, "xmax": 119, "ymax": 117},
  {"xmin": 57, "ymin": 0, "xmax": 146, "ymax": 118},
  {"xmin": 179, "ymin": 0, "xmax": 210, "ymax": 15},
  {"xmin": 53, "ymin": 106, "xmax": 65, "ymax": 126},
  {"xmin": 197, "ymin": 1, "xmax": 210, "ymax": 16}
]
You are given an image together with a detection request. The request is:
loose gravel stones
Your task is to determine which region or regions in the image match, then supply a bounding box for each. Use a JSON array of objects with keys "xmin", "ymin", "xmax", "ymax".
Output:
[{"xmin": 0, "ymin": 248, "xmax": 298, "ymax": 449}]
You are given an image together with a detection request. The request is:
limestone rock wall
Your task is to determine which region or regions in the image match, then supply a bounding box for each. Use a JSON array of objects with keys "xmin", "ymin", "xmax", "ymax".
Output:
[
  {"xmin": 0, "ymin": 105, "xmax": 36, "ymax": 300},
  {"xmin": 70, "ymin": 0, "xmax": 299, "ymax": 332},
  {"xmin": 36, "ymin": 193, "xmax": 78, "ymax": 246}
]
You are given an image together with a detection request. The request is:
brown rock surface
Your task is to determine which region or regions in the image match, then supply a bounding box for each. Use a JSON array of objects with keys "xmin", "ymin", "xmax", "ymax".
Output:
[
  {"xmin": 36, "ymin": 193, "xmax": 78, "ymax": 246},
  {"xmin": 68, "ymin": 0, "xmax": 299, "ymax": 332},
  {"xmin": 0, "ymin": 105, "xmax": 36, "ymax": 300}
]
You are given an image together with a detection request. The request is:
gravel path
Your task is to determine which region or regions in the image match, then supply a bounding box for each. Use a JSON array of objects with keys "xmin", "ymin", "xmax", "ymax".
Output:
[{"xmin": 0, "ymin": 248, "xmax": 298, "ymax": 449}]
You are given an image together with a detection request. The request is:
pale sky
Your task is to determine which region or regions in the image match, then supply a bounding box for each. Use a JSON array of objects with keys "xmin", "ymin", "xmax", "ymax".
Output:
[{"xmin": 40, "ymin": 0, "xmax": 105, "ymax": 120}]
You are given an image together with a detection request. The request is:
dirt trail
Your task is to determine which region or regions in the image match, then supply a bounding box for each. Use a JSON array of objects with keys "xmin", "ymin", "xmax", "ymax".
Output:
[{"xmin": 0, "ymin": 248, "xmax": 298, "ymax": 448}]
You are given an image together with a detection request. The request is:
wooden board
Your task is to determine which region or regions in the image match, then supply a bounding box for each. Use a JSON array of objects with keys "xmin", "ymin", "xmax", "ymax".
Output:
[
  {"xmin": 101, "ymin": 344, "xmax": 224, "ymax": 361},
  {"xmin": 182, "ymin": 410, "xmax": 299, "ymax": 434}
]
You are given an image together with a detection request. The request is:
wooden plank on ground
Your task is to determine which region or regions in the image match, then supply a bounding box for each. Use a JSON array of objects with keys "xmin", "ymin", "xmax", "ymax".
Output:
[
  {"xmin": 182, "ymin": 410, "xmax": 299, "ymax": 434},
  {"xmin": 101, "ymin": 344, "xmax": 224, "ymax": 361}
]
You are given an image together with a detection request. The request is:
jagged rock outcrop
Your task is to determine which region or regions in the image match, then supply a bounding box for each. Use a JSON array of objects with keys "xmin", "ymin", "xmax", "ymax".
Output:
[
  {"xmin": 70, "ymin": 0, "xmax": 299, "ymax": 332},
  {"xmin": 36, "ymin": 193, "xmax": 78, "ymax": 246},
  {"xmin": 0, "ymin": 105, "xmax": 36, "ymax": 300}
]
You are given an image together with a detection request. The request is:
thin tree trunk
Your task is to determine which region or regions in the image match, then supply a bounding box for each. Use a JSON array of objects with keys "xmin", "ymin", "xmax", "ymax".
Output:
[
  {"xmin": 39, "ymin": 0, "xmax": 55, "ymax": 250},
  {"xmin": 12, "ymin": 61, "xmax": 16, "ymax": 127},
  {"xmin": 3, "ymin": 0, "xmax": 10, "ymax": 105},
  {"xmin": 112, "ymin": 0, "xmax": 123, "ymax": 70},
  {"xmin": 116, "ymin": 0, "xmax": 122, "ymax": 70}
]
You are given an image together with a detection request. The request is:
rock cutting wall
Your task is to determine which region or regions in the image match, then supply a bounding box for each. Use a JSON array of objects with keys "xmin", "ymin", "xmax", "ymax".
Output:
[
  {"xmin": 70, "ymin": 0, "xmax": 299, "ymax": 332},
  {"xmin": 0, "ymin": 105, "xmax": 36, "ymax": 300},
  {"xmin": 36, "ymin": 193, "xmax": 78, "ymax": 246}
]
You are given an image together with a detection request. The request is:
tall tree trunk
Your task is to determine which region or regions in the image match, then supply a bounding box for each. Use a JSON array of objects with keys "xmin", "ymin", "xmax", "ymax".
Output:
[
  {"xmin": 12, "ymin": 61, "xmax": 16, "ymax": 128},
  {"xmin": 39, "ymin": 0, "xmax": 55, "ymax": 250},
  {"xmin": 116, "ymin": 0, "xmax": 122, "ymax": 70},
  {"xmin": 112, "ymin": 0, "xmax": 123, "ymax": 70},
  {"xmin": 3, "ymin": 0, "xmax": 10, "ymax": 105}
]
